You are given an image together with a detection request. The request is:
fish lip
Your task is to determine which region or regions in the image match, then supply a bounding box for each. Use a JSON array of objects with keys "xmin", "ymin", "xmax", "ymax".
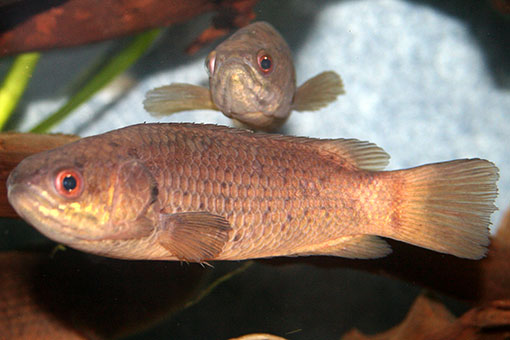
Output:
[
  {"xmin": 212, "ymin": 57, "xmax": 262, "ymax": 112},
  {"xmin": 7, "ymin": 183, "xmax": 82, "ymax": 243}
]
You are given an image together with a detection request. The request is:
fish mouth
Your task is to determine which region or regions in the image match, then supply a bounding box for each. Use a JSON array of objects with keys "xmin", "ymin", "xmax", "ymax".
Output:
[
  {"xmin": 212, "ymin": 58, "xmax": 262, "ymax": 110},
  {"xmin": 7, "ymin": 183, "xmax": 83, "ymax": 244}
]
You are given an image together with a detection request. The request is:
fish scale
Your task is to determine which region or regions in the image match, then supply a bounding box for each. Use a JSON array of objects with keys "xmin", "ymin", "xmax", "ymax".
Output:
[
  {"xmin": 7, "ymin": 123, "xmax": 498, "ymax": 262},
  {"xmin": 142, "ymin": 126, "xmax": 347, "ymax": 258}
]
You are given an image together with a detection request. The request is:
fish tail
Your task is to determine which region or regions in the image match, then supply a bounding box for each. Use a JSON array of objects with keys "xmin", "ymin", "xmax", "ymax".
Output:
[{"xmin": 386, "ymin": 159, "xmax": 499, "ymax": 259}]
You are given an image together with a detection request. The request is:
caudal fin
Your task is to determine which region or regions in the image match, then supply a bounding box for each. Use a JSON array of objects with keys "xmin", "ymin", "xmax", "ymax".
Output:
[{"xmin": 389, "ymin": 159, "xmax": 498, "ymax": 259}]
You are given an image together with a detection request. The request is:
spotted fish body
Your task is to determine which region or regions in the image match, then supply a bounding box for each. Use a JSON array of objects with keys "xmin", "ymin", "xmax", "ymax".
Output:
[{"xmin": 7, "ymin": 124, "xmax": 498, "ymax": 262}]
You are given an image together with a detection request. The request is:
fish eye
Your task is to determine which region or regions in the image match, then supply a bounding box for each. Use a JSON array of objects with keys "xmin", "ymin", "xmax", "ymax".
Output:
[
  {"xmin": 205, "ymin": 51, "xmax": 216, "ymax": 77},
  {"xmin": 257, "ymin": 50, "xmax": 273, "ymax": 74},
  {"xmin": 54, "ymin": 169, "xmax": 84, "ymax": 198}
]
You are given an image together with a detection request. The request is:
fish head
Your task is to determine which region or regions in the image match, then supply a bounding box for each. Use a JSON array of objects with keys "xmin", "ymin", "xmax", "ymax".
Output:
[
  {"xmin": 7, "ymin": 136, "xmax": 156, "ymax": 248},
  {"xmin": 206, "ymin": 21, "xmax": 296, "ymax": 121}
]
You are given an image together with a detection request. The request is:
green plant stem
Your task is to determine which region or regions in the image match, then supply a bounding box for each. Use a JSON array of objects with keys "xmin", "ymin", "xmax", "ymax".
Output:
[
  {"xmin": 30, "ymin": 29, "xmax": 161, "ymax": 133},
  {"xmin": 0, "ymin": 52, "xmax": 40, "ymax": 131},
  {"xmin": 183, "ymin": 261, "xmax": 254, "ymax": 310}
]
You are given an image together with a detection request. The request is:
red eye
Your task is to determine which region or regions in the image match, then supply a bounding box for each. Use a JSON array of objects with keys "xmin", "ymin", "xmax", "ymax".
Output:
[
  {"xmin": 54, "ymin": 169, "xmax": 84, "ymax": 198},
  {"xmin": 257, "ymin": 51, "xmax": 273, "ymax": 74},
  {"xmin": 205, "ymin": 51, "xmax": 216, "ymax": 77}
]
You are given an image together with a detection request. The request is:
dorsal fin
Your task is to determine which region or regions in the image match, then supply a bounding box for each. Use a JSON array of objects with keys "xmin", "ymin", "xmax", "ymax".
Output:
[
  {"xmin": 316, "ymin": 138, "xmax": 390, "ymax": 171},
  {"xmin": 145, "ymin": 123, "xmax": 389, "ymax": 171}
]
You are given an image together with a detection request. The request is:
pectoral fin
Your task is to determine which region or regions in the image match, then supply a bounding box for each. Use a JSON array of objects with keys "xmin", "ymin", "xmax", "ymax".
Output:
[
  {"xmin": 295, "ymin": 235, "xmax": 392, "ymax": 259},
  {"xmin": 157, "ymin": 212, "xmax": 232, "ymax": 262},
  {"xmin": 143, "ymin": 83, "xmax": 219, "ymax": 116},
  {"xmin": 292, "ymin": 71, "xmax": 345, "ymax": 112}
]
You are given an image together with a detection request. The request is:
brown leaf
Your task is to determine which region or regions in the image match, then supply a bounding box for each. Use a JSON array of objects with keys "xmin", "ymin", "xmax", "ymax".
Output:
[
  {"xmin": 489, "ymin": 0, "xmax": 510, "ymax": 15},
  {"xmin": 341, "ymin": 294, "xmax": 510, "ymax": 340},
  {"xmin": 0, "ymin": 0, "xmax": 259, "ymax": 57},
  {"xmin": 185, "ymin": 0, "xmax": 258, "ymax": 55}
]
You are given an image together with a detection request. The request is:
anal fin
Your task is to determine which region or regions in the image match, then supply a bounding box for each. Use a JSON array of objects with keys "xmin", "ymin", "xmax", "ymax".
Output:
[
  {"xmin": 157, "ymin": 211, "xmax": 232, "ymax": 263},
  {"xmin": 295, "ymin": 235, "xmax": 392, "ymax": 259}
]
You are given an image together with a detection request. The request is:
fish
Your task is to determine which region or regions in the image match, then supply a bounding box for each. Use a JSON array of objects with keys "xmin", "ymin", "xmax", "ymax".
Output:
[
  {"xmin": 144, "ymin": 21, "xmax": 344, "ymax": 131},
  {"xmin": 7, "ymin": 123, "xmax": 498, "ymax": 263}
]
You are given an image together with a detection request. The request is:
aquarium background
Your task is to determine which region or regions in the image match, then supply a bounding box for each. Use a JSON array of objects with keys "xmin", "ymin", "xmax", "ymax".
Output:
[{"xmin": 1, "ymin": 0, "xmax": 509, "ymax": 339}]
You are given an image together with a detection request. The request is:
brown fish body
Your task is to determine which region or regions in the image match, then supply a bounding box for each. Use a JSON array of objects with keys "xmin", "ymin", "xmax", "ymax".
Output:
[
  {"xmin": 7, "ymin": 124, "xmax": 498, "ymax": 262},
  {"xmin": 144, "ymin": 22, "xmax": 345, "ymax": 131}
]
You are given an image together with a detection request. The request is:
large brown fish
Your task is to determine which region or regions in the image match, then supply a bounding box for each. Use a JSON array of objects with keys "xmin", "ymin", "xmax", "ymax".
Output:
[
  {"xmin": 7, "ymin": 123, "xmax": 498, "ymax": 263},
  {"xmin": 144, "ymin": 22, "xmax": 344, "ymax": 131}
]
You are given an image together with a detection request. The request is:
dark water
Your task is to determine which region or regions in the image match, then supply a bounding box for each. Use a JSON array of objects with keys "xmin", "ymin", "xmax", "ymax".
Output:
[{"xmin": 0, "ymin": 217, "xmax": 469, "ymax": 339}]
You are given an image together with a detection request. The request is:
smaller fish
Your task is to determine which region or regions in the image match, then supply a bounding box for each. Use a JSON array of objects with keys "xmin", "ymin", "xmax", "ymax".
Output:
[{"xmin": 144, "ymin": 21, "xmax": 344, "ymax": 131}]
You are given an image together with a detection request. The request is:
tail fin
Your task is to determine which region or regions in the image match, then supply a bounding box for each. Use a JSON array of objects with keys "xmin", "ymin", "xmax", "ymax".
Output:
[{"xmin": 389, "ymin": 159, "xmax": 499, "ymax": 259}]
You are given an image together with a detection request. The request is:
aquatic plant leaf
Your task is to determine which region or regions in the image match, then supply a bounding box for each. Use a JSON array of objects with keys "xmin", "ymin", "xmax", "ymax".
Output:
[
  {"xmin": 0, "ymin": 52, "xmax": 40, "ymax": 130},
  {"xmin": 183, "ymin": 261, "xmax": 254, "ymax": 310},
  {"xmin": 29, "ymin": 29, "xmax": 161, "ymax": 133}
]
